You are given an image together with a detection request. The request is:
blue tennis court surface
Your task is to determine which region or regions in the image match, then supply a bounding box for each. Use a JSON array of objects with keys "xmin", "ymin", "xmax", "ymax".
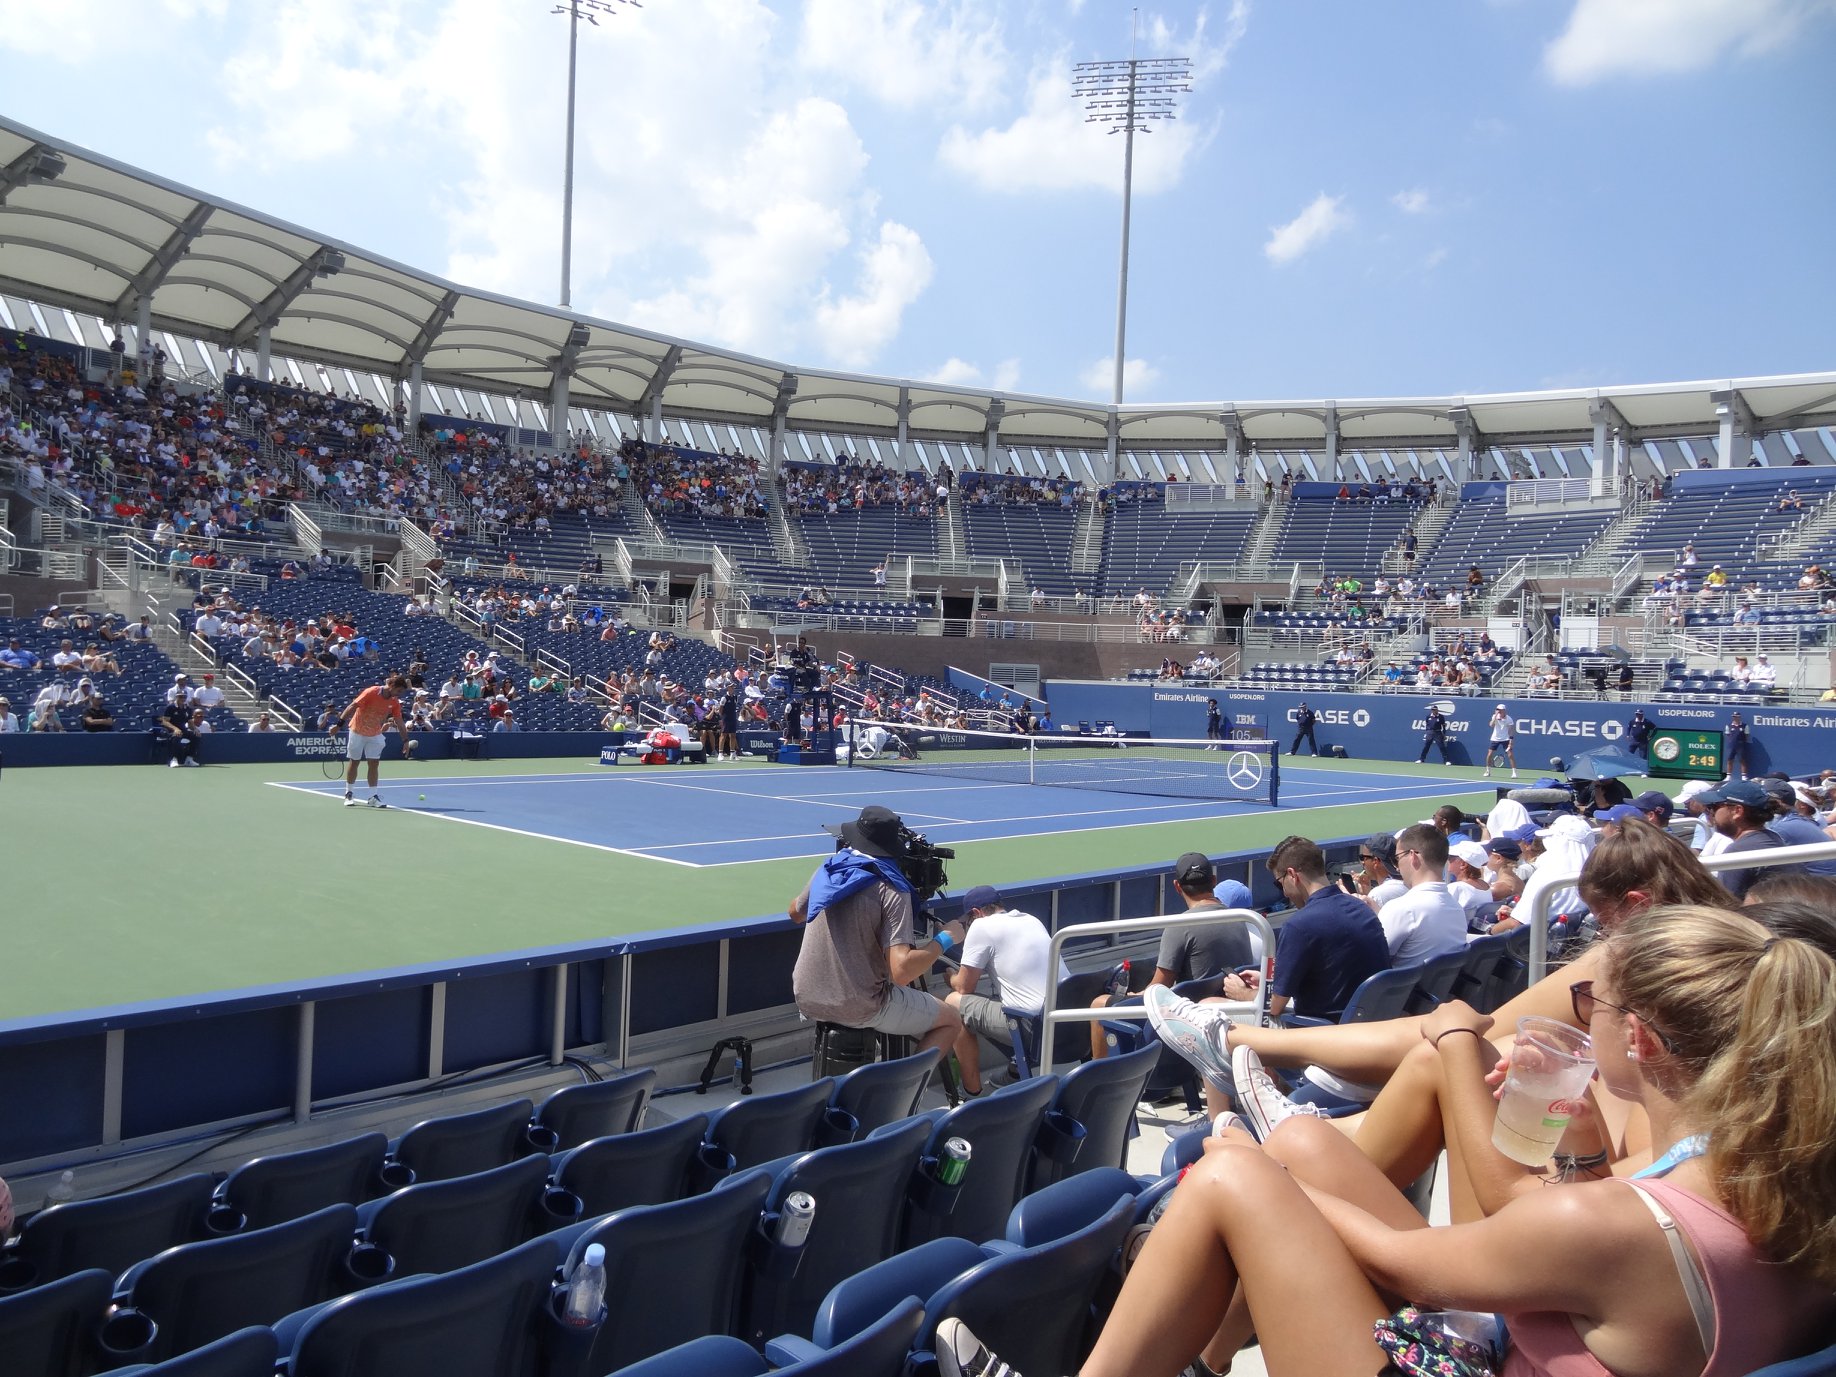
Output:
[{"xmin": 270, "ymin": 760, "xmax": 1470, "ymax": 867}]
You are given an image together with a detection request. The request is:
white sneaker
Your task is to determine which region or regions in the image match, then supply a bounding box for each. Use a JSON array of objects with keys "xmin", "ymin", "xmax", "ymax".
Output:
[
  {"xmin": 935, "ymin": 1319, "xmax": 1022, "ymax": 1377},
  {"xmin": 183, "ymin": 758, "xmax": 199, "ymax": 767},
  {"xmin": 1212, "ymin": 1110, "xmax": 1252, "ymax": 1140},
  {"xmin": 1511, "ymin": 770, "xmax": 1519, "ymax": 778},
  {"xmin": 1143, "ymin": 984, "xmax": 1235, "ymax": 1087},
  {"xmin": 1231, "ymin": 1044, "xmax": 1325, "ymax": 1141},
  {"xmin": 168, "ymin": 758, "xmax": 180, "ymax": 768},
  {"xmin": 343, "ymin": 794, "xmax": 359, "ymax": 807},
  {"xmin": 1481, "ymin": 770, "xmax": 1491, "ymax": 778},
  {"xmin": 366, "ymin": 795, "xmax": 388, "ymax": 809}
]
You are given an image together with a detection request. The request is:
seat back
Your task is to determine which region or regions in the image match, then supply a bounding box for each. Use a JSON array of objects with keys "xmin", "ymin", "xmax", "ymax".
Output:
[
  {"xmin": 533, "ymin": 1068, "xmax": 656, "ymax": 1151},
  {"xmin": 360, "ymin": 1155, "xmax": 553, "ymax": 1277},
  {"xmin": 1404, "ymin": 948, "xmax": 1472, "ymax": 1015},
  {"xmin": 1031, "ymin": 1044, "xmax": 1158, "ymax": 1190},
  {"xmin": 905, "ymin": 1075, "xmax": 1059, "ymax": 1247},
  {"xmin": 1341, "ymin": 965, "xmax": 1426, "ymax": 1023},
  {"xmin": 740, "ymin": 1117, "xmax": 929, "ymax": 1345},
  {"xmin": 118, "ymin": 1326, "xmax": 280, "ymax": 1377},
  {"xmin": 6, "ymin": 1174, "xmax": 216, "ymax": 1290},
  {"xmin": 390, "ymin": 1098, "xmax": 537, "ymax": 1183},
  {"xmin": 765, "ymin": 1298, "xmax": 924, "ymax": 1377},
  {"xmin": 827, "ymin": 1051, "xmax": 940, "ymax": 1136},
  {"xmin": 704, "ymin": 1079, "xmax": 837, "ymax": 1172},
  {"xmin": 122, "ymin": 1204, "xmax": 360, "ymax": 1362},
  {"xmin": 551, "ymin": 1113, "xmax": 707, "ymax": 1217},
  {"xmin": 571, "ymin": 1169, "xmax": 773, "ymax": 1372},
  {"xmin": 0, "ymin": 1267, "xmax": 112, "ymax": 1377},
  {"xmin": 1005, "ymin": 1168, "xmax": 1143, "ymax": 1249},
  {"xmin": 218, "ymin": 1134, "xmax": 389, "ymax": 1231},
  {"xmin": 924, "ymin": 1194, "xmax": 1135, "ymax": 1377},
  {"xmin": 288, "ymin": 1235, "xmax": 559, "ymax": 1377},
  {"xmin": 1452, "ymin": 932, "xmax": 1512, "ymax": 1010}
]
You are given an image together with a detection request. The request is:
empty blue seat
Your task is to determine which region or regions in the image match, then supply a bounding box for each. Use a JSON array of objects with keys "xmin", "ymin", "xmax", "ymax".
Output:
[
  {"xmin": 550, "ymin": 1113, "xmax": 708, "ymax": 1217},
  {"xmin": 740, "ymin": 1116, "xmax": 930, "ymax": 1345},
  {"xmin": 355, "ymin": 1154, "xmax": 563, "ymax": 1278},
  {"xmin": 1030, "ymin": 1043, "xmax": 1159, "ymax": 1190},
  {"xmin": 826, "ymin": 1050, "xmax": 940, "ymax": 1139},
  {"xmin": 0, "ymin": 1174, "xmax": 219, "ymax": 1295},
  {"xmin": 531, "ymin": 1068, "xmax": 656, "ymax": 1151},
  {"xmin": 0, "ymin": 1267, "xmax": 113, "ymax": 1377},
  {"xmin": 214, "ymin": 1133, "xmax": 390, "ymax": 1232},
  {"xmin": 109, "ymin": 1326, "xmax": 279, "ymax": 1377},
  {"xmin": 701, "ymin": 1079, "xmax": 840, "ymax": 1179},
  {"xmin": 387, "ymin": 1098, "xmax": 539, "ymax": 1183},
  {"xmin": 621, "ymin": 1297, "xmax": 926, "ymax": 1377}
]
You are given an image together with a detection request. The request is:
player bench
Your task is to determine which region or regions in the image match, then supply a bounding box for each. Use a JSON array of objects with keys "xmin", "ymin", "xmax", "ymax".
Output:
[{"xmin": 599, "ymin": 738, "xmax": 708, "ymax": 766}]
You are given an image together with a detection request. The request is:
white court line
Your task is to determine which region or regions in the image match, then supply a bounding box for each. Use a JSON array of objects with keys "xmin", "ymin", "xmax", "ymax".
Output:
[{"xmin": 265, "ymin": 780, "xmax": 701, "ymax": 867}]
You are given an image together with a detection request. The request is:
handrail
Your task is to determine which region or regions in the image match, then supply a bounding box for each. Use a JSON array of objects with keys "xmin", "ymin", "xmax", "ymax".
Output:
[
  {"xmin": 286, "ymin": 504, "xmax": 324, "ymax": 556},
  {"xmin": 1521, "ymin": 839, "xmax": 1836, "ymax": 983},
  {"xmin": 1038, "ymin": 908, "xmax": 1275, "ymax": 1075}
]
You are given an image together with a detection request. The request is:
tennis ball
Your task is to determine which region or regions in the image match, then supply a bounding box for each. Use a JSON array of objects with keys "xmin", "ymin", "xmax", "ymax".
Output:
[{"xmin": 418, "ymin": 793, "xmax": 427, "ymax": 801}]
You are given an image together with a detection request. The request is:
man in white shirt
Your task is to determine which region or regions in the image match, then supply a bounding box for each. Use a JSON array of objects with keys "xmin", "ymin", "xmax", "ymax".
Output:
[
  {"xmin": 0, "ymin": 696, "xmax": 18, "ymax": 733},
  {"xmin": 167, "ymin": 672, "xmax": 194, "ymax": 708},
  {"xmin": 51, "ymin": 640, "xmax": 84, "ymax": 674},
  {"xmin": 191, "ymin": 674, "xmax": 226, "ymax": 712},
  {"xmin": 1751, "ymin": 654, "xmax": 1777, "ymax": 689},
  {"xmin": 1445, "ymin": 839, "xmax": 1493, "ymax": 930},
  {"xmin": 1376, "ymin": 824, "xmax": 1468, "ymax": 966},
  {"xmin": 944, "ymin": 884, "xmax": 1069, "ymax": 1096}
]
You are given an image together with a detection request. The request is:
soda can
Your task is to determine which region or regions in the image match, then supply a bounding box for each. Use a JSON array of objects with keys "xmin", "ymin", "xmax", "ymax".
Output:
[
  {"xmin": 775, "ymin": 1191, "xmax": 815, "ymax": 1247},
  {"xmin": 936, "ymin": 1137, "xmax": 972, "ymax": 1187}
]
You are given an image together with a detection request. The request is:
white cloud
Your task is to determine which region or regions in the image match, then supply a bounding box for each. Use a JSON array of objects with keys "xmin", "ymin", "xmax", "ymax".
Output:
[
  {"xmin": 0, "ymin": 0, "xmax": 225, "ymax": 61},
  {"xmin": 1145, "ymin": 0, "xmax": 1251, "ymax": 82},
  {"xmin": 925, "ymin": 357, "xmax": 1021, "ymax": 391},
  {"xmin": 1264, "ymin": 193, "xmax": 1348, "ymax": 265},
  {"xmin": 1079, "ymin": 356, "xmax": 1162, "ymax": 399},
  {"xmin": 814, "ymin": 222, "xmax": 936, "ymax": 369},
  {"xmin": 1391, "ymin": 188, "xmax": 1432, "ymax": 214},
  {"xmin": 1424, "ymin": 246, "xmax": 1449, "ymax": 270},
  {"xmin": 939, "ymin": 57, "xmax": 1214, "ymax": 194},
  {"xmin": 799, "ymin": 0, "xmax": 1010, "ymax": 111},
  {"xmin": 1544, "ymin": 0, "xmax": 1833, "ymax": 85}
]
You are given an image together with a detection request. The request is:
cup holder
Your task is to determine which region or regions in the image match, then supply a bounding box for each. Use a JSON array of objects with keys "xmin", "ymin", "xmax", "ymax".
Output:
[
  {"xmin": 540, "ymin": 1187, "xmax": 585, "ymax": 1226},
  {"xmin": 345, "ymin": 1242, "xmax": 396, "ymax": 1286},
  {"xmin": 97, "ymin": 1307, "xmax": 158, "ymax": 1362},
  {"xmin": 376, "ymin": 1160, "xmax": 416, "ymax": 1192},
  {"xmin": 205, "ymin": 1204, "xmax": 248, "ymax": 1235},
  {"xmin": 1036, "ymin": 1109, "xmax": 1088, "ymax": 1166},
  {"xmin": 686, "ymin": 1142, "xmax": 736, "ymax": 1194},
  {"xmin": 525, "ymin": 1123, "xmax": 562, "ymax": 1154}
]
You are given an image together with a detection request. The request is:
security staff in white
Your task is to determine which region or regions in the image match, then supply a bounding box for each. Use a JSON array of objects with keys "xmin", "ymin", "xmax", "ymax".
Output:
[
  {"xmin": 942, "ymin": 884, "xmax": 1069, "ymax": 1096},
  {"xmin": 1375, "ymin": 823, "xmax": 1468, "ymax": 966}
]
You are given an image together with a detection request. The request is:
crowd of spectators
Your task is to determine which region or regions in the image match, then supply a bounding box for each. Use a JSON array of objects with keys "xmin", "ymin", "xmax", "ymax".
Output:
[
  {"xmin": 957, "ymin": 470, "xmax": 1084, "ymax": 509},
  {"xmin": 623, "ymin": 439, "xmax": 765, "ymax": 520},
  {"xmin": 780, "ymin": 452, "xmax": 934, "ymax": 517}
]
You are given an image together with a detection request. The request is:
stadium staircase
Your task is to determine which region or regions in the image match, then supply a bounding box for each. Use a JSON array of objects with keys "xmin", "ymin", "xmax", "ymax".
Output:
[
  {"xmin": 1571, "ymin": 491, "xmax": 1652, "ymax": 573},
  {"xmin": 1233, "ymin": 493, "xmax": 1288, "ymax": 576},
  {"xmin": 1069, "ymin": 501, "xmax": 1104, "ymax": 577},
  {"xmin": 1758, "ymin": 483, "xmax": 1836, "ymax": 565},
  {"xmin": 1380, "ymin": 500, "xmax": 1454, "ymax": 573},
  {"xmin": 939, "ymin": 488, "xmax": 967, "ymax": 561},
  {"xmin": 621, "ymin": 479, "xmax": 670, "ymax": 548},
  {"xmin": 763, "ymin": 482, "xmax": 810, "ymax": 568}
]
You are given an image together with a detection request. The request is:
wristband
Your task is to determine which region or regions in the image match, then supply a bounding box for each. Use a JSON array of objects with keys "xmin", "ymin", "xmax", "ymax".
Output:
[
  {"xmin": 933, "ymin": 930, "xmax": 954, "ymax": 953},
  {"xmin": 1432, "ymin": 1026, "xmax": 1487, "ymax": 1048}
]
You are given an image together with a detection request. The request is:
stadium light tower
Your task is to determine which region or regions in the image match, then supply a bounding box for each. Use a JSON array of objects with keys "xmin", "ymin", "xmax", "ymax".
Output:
[
  {"xmin": 550, "ymin": 0, "xmax": 640, "ymax": 308},
  {"xmin": 1074, "ymin": 35, "xmax": 1190, "ymax": 406}
]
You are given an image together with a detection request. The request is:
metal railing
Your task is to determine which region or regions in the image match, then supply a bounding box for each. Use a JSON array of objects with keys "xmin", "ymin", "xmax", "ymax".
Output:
[
  {"xmin": 1038, "ymin": 908, "xmax": 1275, "ymax": 1075},
  {"xmin": 1521, "ymin": 839, "xmax": 1836, "ymax": 984},
  {"xmin": 286, "ymin": 504, "xmax": 324, "ymax": 556}
]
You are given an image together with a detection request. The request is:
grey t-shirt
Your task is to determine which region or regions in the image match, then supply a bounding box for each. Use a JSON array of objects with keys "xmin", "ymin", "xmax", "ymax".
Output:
[
  {"xmin": 1156, "ymin": 899, "xmax": 1254, "ymax": 981},
  {"xmin": 792, "ymin": 878, "xmax": 916, "ymax": 1026}
]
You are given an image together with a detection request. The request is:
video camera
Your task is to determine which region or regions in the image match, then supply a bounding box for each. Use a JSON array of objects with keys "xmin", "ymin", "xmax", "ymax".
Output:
[{"xmin": 894, "ymin": 824, "xmax": 955, "ymax": 903}]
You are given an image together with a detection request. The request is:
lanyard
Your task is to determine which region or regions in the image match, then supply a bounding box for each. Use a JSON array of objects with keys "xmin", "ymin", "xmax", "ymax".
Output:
[{"xmin": 1634, "ymin": 1134, "xmax": 1708, "ymax": 1180}]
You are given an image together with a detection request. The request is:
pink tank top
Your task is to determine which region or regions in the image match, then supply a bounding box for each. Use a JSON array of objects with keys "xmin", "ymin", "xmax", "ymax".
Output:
[{"xmin": 1501, "ymin": 1178, "xmax": 1830, "ymax": 1377}]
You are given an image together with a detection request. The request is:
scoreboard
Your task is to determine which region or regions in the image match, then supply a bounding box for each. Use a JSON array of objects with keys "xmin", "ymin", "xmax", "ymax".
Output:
[{"xmin": 1647, "ymin": 728, "xmax": 1724, "ymax": 781}]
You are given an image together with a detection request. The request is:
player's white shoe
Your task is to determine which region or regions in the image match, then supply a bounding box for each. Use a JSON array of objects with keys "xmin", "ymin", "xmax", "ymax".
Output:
[
  {"xmin": 366, "ymin": 795, "xmax": 388, "ymax": 809},
  {"xmin": 343, "ymin": 793, "xmax": 359, "ymax": 807}
]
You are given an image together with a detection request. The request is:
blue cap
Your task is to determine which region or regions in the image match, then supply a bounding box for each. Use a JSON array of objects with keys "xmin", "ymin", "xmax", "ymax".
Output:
[
  {"xmin": 961, "ymin": 884, "xmax": 1004, "ymax": 912},
  {"xmin": 1595, "ymin": 804, "xmax": 1643, "ymax": 824},
  {"xmin": 1696, "ymin": 780, "xmax": 1770, "ymax": 810},
  {"xmin": 1506, "ymin": 822, "xmax": 1542, "ymax": 845}
]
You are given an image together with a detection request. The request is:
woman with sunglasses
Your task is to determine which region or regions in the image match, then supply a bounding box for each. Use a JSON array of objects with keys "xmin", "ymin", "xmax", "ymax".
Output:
[{"xmin": 941, "ymin": 901, "xmax": 1836, "ymax": 1377}]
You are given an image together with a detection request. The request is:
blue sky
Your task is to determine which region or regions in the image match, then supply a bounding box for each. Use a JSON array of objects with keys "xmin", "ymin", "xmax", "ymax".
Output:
[{"xmin": 1, "ymin": 0, "xmax": 1832, "ymax": 404}]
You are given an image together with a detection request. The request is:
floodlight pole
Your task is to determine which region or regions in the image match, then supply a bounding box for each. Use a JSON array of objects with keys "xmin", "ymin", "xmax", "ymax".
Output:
[
  {"xmin": 1074, "ymin": 39, "xmax": 1191, "ymax": 407},
  {"xmin": 551, "ymin": 0, "xmax": 640, "ymax": 309}
]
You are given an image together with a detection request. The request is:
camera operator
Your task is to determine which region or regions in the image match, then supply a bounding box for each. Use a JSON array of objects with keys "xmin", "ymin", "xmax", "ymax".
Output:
[{"xmin": 789, "ymin": 804, "xmax": 964, "ymax": 1059}]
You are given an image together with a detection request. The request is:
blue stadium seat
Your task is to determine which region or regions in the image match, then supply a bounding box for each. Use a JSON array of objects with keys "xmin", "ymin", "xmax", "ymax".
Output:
[
  {"xmin": 1404, "ymin": 947, "xmax": 1473, "ymax": 1014},
  {"xmin": 1282, "ymin": 964, "xmax": 1423, "ymax": 1029},
  {"xmin": 623, "ymin": 1297, "xmax": 926, "ymax": 1377},
  {"xmin": 1029, "ymin": 1043, "xmax": 1159, "ymax": 1190},
  {"xmin": 530, "ymin": 1068, "xmax": 656, "ymax": 1151},
  {"xmin": 111, "ymin": 1204, "xmax": 361, "ymax": 1365},
  {"xmin": 549, "ymin": 1113, "xmax": 709, "ymax": 1218},
  {"xmin": 108, "ymin": 1326, "xmax": 279, "ymax": 1377},
  {"xmin": 0, "ymin": 1174, "xmax": 218, "ymax": 1295},
  {"xmin": 700, "ymin": 1079, "xmax": 840, "ymax": 1180},
  {"xmin": 0, "ymin": 1267, "xmax": 113, "ymax": 1377},
  {"xmin": 1743, "ymin": 1336, "xmax": 1836, "ymax": 1375},
  {"xmin": 280, "ymin": 1234, "xmax": 561, "ymax": 1377},
  {"xmin": 560, "ymin": 1168, "xmax": 773, "ymax": 1373},
  {"xmin": 825, "ymin": 1050, "xmax": 940, "ymax": 1140},
  {"xmin": 740, "ymin": 1116, "xmax": 930, "ymax": 1345},
  {"xmin": 893, "ymin": 1074, "xmax": 1059, "ymax": 1246},
  {"xmin": 385, "ymin": 1098, "xmax": 540, "ymax": 1184},
  {"xmin": 353, "ymin": 1155, "xmax": 565, "ymax": 1278},
  {"xmin": 213, "ymin": 1133, "xmax": 390, "ymax": 1232}
]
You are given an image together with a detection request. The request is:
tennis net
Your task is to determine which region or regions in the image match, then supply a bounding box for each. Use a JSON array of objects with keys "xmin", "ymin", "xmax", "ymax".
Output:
[{"xmin": 842, "ymin": 721, "xmax": 1281, "ymax": 806}]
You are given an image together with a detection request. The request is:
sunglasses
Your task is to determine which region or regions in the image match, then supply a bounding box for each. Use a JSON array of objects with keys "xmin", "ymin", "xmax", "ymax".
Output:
[{"xmin": 1570, "ymin": 980, "xmax": 1672, "ymax": 1050}]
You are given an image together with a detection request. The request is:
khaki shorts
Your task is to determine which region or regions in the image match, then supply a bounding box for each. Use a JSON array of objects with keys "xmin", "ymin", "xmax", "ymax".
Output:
[
  {"xmin": 955, "ymin": 991, "xmax": 1016, "ymax": 1046},
  {"xmin": 867, "ymin": 981, "xmax": 945, "ymax": 1038}
]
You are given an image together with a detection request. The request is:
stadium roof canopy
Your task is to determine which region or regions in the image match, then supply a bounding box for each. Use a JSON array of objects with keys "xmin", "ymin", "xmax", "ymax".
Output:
[{"xmin": 2, "ymin": 114, "xmax": 1834, "ymax": 456}]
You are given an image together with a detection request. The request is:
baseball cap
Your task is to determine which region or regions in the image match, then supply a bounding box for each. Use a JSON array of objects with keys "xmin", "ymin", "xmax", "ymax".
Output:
[
  {"xmin": 1594, "ymin": 804, "xmax": 1643, "ymax": 825},
  {"xmin": 173, "ymin": 671, "xmax": 188, "ymax": 681},
  {"xmin": 1631, "ymin": 790, "xmax": 1675, "ymax": 821},
  {"xmin": 1482, "ymin": 838, "xmax": 1521, "ymax": 861},
  {"xmin": 1676, "ymin": 778, "xmax": 1715, "ymax": 804},
  {"xmin": 202, "ymin": 673, "xmax": 214, "ymax": 681},
  {"xmin": 1758, "ymin": 778, "xmax": 1796, "ymax": 806},
  {"xmin": 1695, "ymin": 780, "xmax": 1770, "ymax": 810},
  {"xmin": 961, "ymin": 884, "xmax": 1004, "ymax": 912},
  {"xmin": 1174, "ymin": 852, "xmax": 1216, "ymax": 886},
  {"xmin": 1361, "ymin": 834, "xmax": 1399, "ymax": 872},
  {"xmin": 1449, "ymin": 839, "xmax": 1488, "ymax": 869},
  {"xmin": 1505, "ymin": 822, "xmax": 1542, "ymax": 846}
]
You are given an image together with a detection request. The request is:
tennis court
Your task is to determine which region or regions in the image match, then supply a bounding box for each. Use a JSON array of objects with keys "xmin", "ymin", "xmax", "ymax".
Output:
[{"xmin": 267, "ymin": 747, "xmax": 1473, "ymax": 867}]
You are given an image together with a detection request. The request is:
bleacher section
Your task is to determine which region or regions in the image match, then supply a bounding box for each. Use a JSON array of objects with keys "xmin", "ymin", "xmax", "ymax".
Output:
[
  {"xmin": 0, "ymin": 614, "xmax": 237, "ymax": 734},
  {"xmin": 1268, "ymin": 493, "xmax": 1414, "ymax": 582},
  {"xmin": 794, "ymin": 508, "xmax": 937, "ymax": 589},
  {"xmin": 1614, "ymin": 471, "xmax": 1836, "ymax": 590},
  {"xmin": 963, "ymin": 502, "xmax": 1085, "ymax": 596},
  {"xmin": 1097, "ymin": 503, "xmax": 1258, "ymax": 597},
  {"xmin": 1417, "ymin": 496, "xmax": 1615, "ymax": 583}
]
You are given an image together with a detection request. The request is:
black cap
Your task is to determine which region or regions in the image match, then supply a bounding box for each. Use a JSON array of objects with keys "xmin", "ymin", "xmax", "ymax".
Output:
[
  {"xmin": 824, "ymin": 804, "xmax": 904, "ymax": 859},
  {"xmin": 1362, "ymin": 833, "xmax": 1399, "ymax": 873},
  {"xmin": 1174, "ymin": 852, "xmax": 1215, "ymax": 886}
]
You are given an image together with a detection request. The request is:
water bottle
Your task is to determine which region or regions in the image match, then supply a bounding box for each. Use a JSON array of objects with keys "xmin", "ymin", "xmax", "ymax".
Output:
[
  {"xmin": 1104, "ymin": 960, "xmax": 1131, "ymax": 1000},
  {"xmin": 561, "ymin": 1243, "xmax": 606, "ymax": 1328},
  {"xmin": 43, "ymin": 1169, "xmax": 76, "ymax": 1211}
]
